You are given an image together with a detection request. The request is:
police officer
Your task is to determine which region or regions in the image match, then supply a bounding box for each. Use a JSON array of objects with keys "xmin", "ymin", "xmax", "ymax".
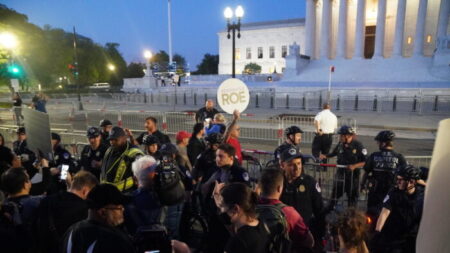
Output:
[
  {"xmin": 13, "ymin": 127, "xmax": 36, "ymax": 174},
  {"xmin": 79, "ymin": 127, "xmax": 108, "ymax": 179},
  {"xmin": 372, "ymin": 165, "xmax": 424, "ymax": 253},
  {"xmin": 273, "ymin": 126, "xmax": 303, "ymax": 163},
  {"xmin": 321, "ymin": 125, "xmax": 367, "ymax": 209},
  {"xmin": 279, "ymin": 148, "xmax": 324, "ymax": 226},
  {"xmin": 48, "ymin": 133, "xmax": 77, "ymax": 194},
  {"xmin": 192, "ymin": 133, "xmax": 223, "ymax": 183},
  {"xmin": 100, "ymin": 126, "xmax": 144, "ymax": 193},
  {"xmin": 201, "ymin": 143, "xmax": 250, "ymax": 253},
  {"xmin": 99, "ymin": 119, "xmax": 113, "ymax": 146},
  {"xmin": 363, "ymin": 130, "xmax": 406, "ymax": 218},
  {"xmin": 142, "ymin": 134, "xmax": 162, "ymax": 160}
]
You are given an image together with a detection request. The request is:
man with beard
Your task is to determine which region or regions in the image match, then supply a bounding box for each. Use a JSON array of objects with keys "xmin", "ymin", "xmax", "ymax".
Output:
[{"xmin": 100, "ymin": 126, "xmax": 143, "ymax": 193}]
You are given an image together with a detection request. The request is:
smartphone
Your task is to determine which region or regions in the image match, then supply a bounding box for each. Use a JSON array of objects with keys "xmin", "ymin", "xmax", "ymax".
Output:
[{"xmin": 60, "ymin": 164, "xmax": 69, "ymax": 180}]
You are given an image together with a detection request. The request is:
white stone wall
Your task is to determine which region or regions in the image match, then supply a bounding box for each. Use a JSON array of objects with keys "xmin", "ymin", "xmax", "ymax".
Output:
[{"xmin": 218, "ymin": 24, "xmax": 305, "ymax": 74}]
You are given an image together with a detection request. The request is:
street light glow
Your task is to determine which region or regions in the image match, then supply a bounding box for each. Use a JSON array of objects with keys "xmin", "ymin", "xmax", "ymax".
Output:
[
  {"xmin": 0, "ymin": 32, "xmax": 18, "ymax": 49},
  {"xmin": 107, "ymin": 64, "xmax": 116, "ymax": 71},
  {"xmin": 224, "ymin": 7, "xmax": 233, "ymax": 19},
  {"xmin": 235, "ymin": 6, "xmax": 244, "ymax": 18},
  {"xmin": 144, "ymin": 50, "xmax": 152, "ymax": 59}
]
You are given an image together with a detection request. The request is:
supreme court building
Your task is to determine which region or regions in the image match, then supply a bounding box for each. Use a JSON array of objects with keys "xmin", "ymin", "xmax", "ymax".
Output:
[{"xmin": 218, "ymin": 0, "xmax": 449, "ymax": 84}]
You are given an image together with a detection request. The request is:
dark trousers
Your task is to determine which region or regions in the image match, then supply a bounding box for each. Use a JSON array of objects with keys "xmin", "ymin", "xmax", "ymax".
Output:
[
  {"xmin": 329, "ymin": 169, "xmax": 360, "ymax": 208},
  {"xmin": 312, "ymin": 134, "xmax": 333, "ymax": 159}
]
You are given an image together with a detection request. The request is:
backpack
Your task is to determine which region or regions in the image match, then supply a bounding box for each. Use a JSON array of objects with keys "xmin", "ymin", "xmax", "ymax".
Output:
[
  {"xmin": 155, "ymin": 162, "xmax": 186, "ymax": 206},
  {"xmin": 257, "ymin": 203, "xmax": 291, "ymax": 253},
  {"xmin": 0, "ymin": 201, "xmax": 31, "ymax": 253}
]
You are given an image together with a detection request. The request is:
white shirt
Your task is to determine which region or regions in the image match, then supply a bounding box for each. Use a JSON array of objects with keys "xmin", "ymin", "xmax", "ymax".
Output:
[{"xmin": 314, "ymin": 109, "xmax": 338, "ymax": 134}]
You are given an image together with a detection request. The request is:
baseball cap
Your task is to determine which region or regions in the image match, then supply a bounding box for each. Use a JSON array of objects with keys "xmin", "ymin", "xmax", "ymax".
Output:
[
  {"xmin": 176, "ymin": 131, "xmax": 192, "ymax": 142},
  {"xmin": 280, "ymin": 147, "xmax": 303, "ymax": 162},
  {"xmin": 107, "ymin": 126, "xmax": 126, "ymax": 140},
  {"xmin": 87, "ymin": 127, "xmax": 101, "ymax": 138},
  {"xmin": 16, "ymin": 127, "xmax": 26, "ymax": 135},
  {"xmin": 51, "ymin": 132, "xmax": 61, "ymax": 142},
  {"xmin": 99, "ymin": 119, "xmax": 113, "ymax": 127},
  {"xmin": 86, "ymin": 184, "xmax": 129, "ymax": 209}
]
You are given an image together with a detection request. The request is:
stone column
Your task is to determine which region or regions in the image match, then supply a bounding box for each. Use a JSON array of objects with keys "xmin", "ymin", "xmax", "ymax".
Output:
[
  {"xmin": 354, "ymin": 0, "xmax": 366, "ymax": 58},
  {"xmin": 336, "ymin": 0, "xmax": 348, "ymax": 58},
  {"xmin": 373, "ymin": 0, "xmax": 387, "ymax": 58},
  {"xmin": 392, "ymin": 0, "xmax": 407, "ymax": 57},
  {"xmin": 414, "ymin": 0, "xmax": 428, "ymax": 56},
  {"xmin": 305, "ymin": 0, "xmax": 316, "ymax": 58},
  {"xmin": 320, "ymin": 0, "xmax": 331, "ymax": 59},
  {"xmin": 436, "ymin": 0, "xmax": 450, "ymax": 38}
]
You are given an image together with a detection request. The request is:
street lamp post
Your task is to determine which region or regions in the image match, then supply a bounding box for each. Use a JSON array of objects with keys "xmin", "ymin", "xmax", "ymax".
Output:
[
  {"xmin": 0, "ymin": 32, "xmax": 19, "ymax": 93},
  {"xmin": 224, "ymin": 6, "xmax": 244, "ymax": 78},
  {"xmin": 72, "ymin": 27, "xmax": 83, "ymax": 111},
  {"xmin": 143, "ymin": 50, "xmax": 153, "ymax": 77}
]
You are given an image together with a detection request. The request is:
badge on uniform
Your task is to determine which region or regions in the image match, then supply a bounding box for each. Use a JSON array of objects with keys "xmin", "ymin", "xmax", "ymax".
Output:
[
  {"xmin": 383, "ymin": 194, "xmax": 390, "ymax": 203},
  {"xmin": 63, "ymin": 153, "xmax": 70, "ymax": 160},
  {"xmin": 96, "ymin": 151, "xmax": 101, "ymax": 157},
  {"xmin": 315, "ymin": 182, "xmax": 321, "ymax": 193},
  {"xmin": 298, "ymin": 184, "xmax": 306, "ymax": 192},
  {"xmin": 242, "ymin": 172, "xmax": 249, "ymax": 182},
  {"xmin": 352, "ymin": 149, "xmax": 357, "ymax": 154}
]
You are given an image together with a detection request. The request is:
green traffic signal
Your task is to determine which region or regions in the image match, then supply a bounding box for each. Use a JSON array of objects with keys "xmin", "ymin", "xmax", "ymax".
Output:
[{"xmin": 7, "ymin": 64, "xmax": 21, "ymax": 76}]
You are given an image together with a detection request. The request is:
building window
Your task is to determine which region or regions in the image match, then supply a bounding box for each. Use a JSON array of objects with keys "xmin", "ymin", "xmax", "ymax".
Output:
[
  {"xmin": 269, "ymin": 46, "xmax": 275, "ymax": 58},
  {"xmin": 281, "ymin": 45, "xmax": 287, "ymax": 57},
  {"xmin": 426, "ymin": 35, "xmax": 432, "ymax": 43},
  {"xmin": 235, "ymin": 48, "xmax": 241, "ymax": 60},
  {"xmin": 407, "ymin": 36, "xmax": 412, "ymax": 44},
  {"xmin": 258, "ymin": 47, "xmax": 263, "ymax": 59},
  {"xmin": 246, "ymin": 48, "xmax": 251, "ymax": 59}
]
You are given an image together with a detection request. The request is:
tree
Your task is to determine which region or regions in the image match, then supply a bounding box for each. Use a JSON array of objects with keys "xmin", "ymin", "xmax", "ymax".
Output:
[
  {"xmin": 195, "ymin": 54, "xmax": 219, "ymax": 74},
  {"xmin": 125, "ymin": 62, "xmax": 145, "ymax": 78},
  {"xmin": 172, "ymin": 53, "xmax": 186, "ymax": 74},
  {"xmin": 150, "ymin": 50, "xmax": 169, "ymax": 72},
  {"xmin": 243, "ymin": 63, "xmax": 262, "ymax": 75}
]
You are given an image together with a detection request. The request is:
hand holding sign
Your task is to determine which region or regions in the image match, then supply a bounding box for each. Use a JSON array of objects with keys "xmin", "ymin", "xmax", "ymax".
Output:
[{"xmin": 217, "ymin": 78, "xmax": 250, "ymax": 114}]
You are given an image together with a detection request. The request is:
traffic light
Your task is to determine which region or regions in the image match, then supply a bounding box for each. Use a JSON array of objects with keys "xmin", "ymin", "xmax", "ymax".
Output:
[{"xmin": 7, "ymin": 64, "xmax": 21, "ymax": 76}]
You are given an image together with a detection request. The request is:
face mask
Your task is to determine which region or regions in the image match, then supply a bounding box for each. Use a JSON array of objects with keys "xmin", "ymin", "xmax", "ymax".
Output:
[{"xmin": 219, "ymin": 211, "xmax": 232, "ymax": 225}]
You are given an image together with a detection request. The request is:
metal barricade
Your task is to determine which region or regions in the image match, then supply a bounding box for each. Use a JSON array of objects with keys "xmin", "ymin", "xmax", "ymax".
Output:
[
  {"xmin": 0, "ymin": 108, "xmax": 16, "ymax": 126},
  {"xmin": 404, "ymin": 156, "xmax": 432, "ymax": 168},
  {"xmin": 165, "ymin": 112, "xmax": 196, "ymax": 135},
  {"xmin": 120, "ymin": 111, "xmax": 164, "ymax": 132}
]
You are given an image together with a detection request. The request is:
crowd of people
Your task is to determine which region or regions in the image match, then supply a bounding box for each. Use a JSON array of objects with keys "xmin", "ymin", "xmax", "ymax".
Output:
[{"xmin": 0, "ymin": 100, "xmax": 427, "ymax": 253}]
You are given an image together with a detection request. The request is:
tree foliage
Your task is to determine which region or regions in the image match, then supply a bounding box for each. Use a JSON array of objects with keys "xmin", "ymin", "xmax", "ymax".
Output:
[
  {"xmin": 243, "ymin": 62, "xmax": 262, "ymax": 75},
  {"xmin": 195, "ymin": 54, "xmax": 219, "ymax": 75},
  {"xmin": 0, "ymin": 4, "xmax": 127, "ymax": 90},
  {"xmin": 126, "ymin": 62, "xmax": 146, "ymax": 78},
  {"xmin": 150, "ymin": 50, "xmax": 187, "ymax": 74}
]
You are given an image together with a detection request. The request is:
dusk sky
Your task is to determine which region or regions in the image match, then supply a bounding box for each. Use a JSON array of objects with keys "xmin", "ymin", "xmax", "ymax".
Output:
[{"xmin": 3, "ymin": 0, "xmax": 306, "ymax": 70}]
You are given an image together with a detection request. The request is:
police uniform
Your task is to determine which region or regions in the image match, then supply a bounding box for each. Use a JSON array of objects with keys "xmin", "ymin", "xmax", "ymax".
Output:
[
  {"xmin": 327, "ymin": 140, "xmax": 367, "ymax": 207},
  {"xmin": 100, "ymin": 127, "xmax": 144, "ymax": 193},
  {"xmin": 280, "ymin": 173, "xmax": 323, "ymax": 226},
  {"xmin": 364, "ymin": 149, "xmax": 406, "ymax": 215},
  {"xmin": 79, "ymin": 143, "xmax": 108, "ymax": 179},
  {"xmin": 375, "ymin": 187, "xmax": 424, "ymax": 253},
  {"xmin": 13, "ymin": 139, "xmax": 36, "ymax": 173}
]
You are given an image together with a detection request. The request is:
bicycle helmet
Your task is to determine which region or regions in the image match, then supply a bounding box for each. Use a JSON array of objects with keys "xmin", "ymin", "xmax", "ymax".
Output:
[
  {"xmin": 205, "ymin": 133, "xmax": 223, "ymax": 145},
  {"xmin": 160, "ymin": 143, "xmax": 178, "ymax": 155},
  {"xmin": 396, "ymin": 165, "xmax": 421, "ymax": 180},
  {"xmin": 142, "ymin": 135, "xmax": 160, "ymax": 146},
  {"xmin": 285, "ymin": 126, "xmax": 304, "ymax": 136},
  {"xmin": 375, "ymin": 130, "xmax": 395, "ymax": 142},
  {"xmin": 337, "ymin": 125, "xmax": 355, "ymax": 135}
]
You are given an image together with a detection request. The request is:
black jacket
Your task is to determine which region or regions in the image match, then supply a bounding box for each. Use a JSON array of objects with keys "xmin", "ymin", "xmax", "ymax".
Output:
[{"xmin": 187, "ymin": 137, "xmax": 206, "ymax": 166}]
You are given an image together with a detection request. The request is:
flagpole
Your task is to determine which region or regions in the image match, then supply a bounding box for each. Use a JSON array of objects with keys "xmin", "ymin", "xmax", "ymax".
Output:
[
  {"xmin": 327, "ymin": 66, "xmax": 332, "ymax": 103},
  {"xmin": 168, "ymin": 0, "xmax": 173, "ymax": 66}
]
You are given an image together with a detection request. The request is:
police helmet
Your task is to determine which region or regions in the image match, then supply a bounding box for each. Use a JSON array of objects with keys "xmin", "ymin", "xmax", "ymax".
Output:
[
  {"xmin": 285, "ymin": 126, "xmax": 304, "ymax": 136},
  {"xmin": 338, "ymin": 125, "xmax": 355, "ymax": 135},
  {"xmin": 142, "ymin": 135, "xmax": 160, "ymax": 146},
  {"xmin": 160, "ymin": 143, "xmax": 178, "ymax": 156},
  {"xmin": 99, "ymin": 119, "xmax": 112, "ymax": 127},
  {"xmin": 87, "ymin": 127, "xmax": 101, "ymax": 138},
  {"xmin": 205, "ymin": 133, "xmax": 223, "ymax": 145},
  {"xmin": 375, "ymin": 130, "xmax": 395, "ymax": 142},
  {"xmin": 396, "ymin": 165, "xmax": 421, "ymax": 181}
]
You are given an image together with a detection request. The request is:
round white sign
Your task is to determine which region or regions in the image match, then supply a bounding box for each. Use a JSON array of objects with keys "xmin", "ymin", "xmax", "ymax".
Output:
[{"xmin": 217, "ymin": 78, "xmax": 250, "ymax": 114}]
